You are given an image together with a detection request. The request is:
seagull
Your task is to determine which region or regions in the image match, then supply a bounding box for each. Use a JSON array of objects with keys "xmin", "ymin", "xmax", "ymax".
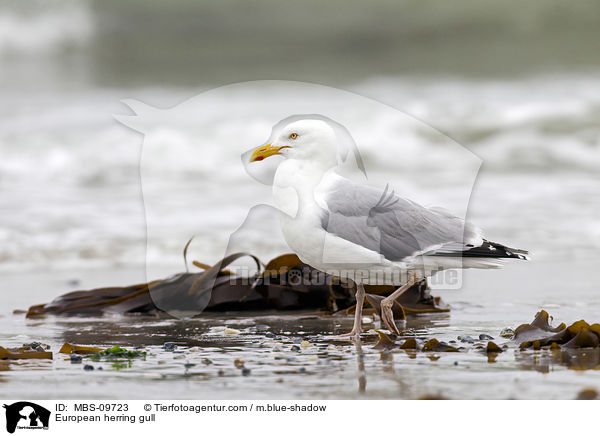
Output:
[{"xmin": 249, "ymin": 118, "xmax": 528, "ymax": 337}]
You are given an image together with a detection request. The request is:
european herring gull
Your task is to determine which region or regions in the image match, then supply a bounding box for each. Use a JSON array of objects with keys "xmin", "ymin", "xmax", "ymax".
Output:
[{"xmin": 249, "ymin": 118, "xmax": 528, "ymax": 337}]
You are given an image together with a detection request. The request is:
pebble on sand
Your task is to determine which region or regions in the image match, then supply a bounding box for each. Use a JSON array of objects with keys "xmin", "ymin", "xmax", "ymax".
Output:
[
  {"xmin": 163, "ymin": 342, "xmax": 177, "ymax": 351},
  {"xmin": 300, "ymin": 341, "xmax": 312, "ymax": 349},
  {"xmin": 576, "ymin": 388, "xmax": 598, "ymax": 400}
]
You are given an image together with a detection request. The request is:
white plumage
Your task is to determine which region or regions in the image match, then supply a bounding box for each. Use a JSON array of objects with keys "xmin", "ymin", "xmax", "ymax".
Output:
[{"xmin": 250, "ymin": 118, "xmax": 527, "ymax": 336}]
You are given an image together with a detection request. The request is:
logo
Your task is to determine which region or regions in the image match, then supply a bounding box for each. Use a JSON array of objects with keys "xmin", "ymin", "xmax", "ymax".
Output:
[
  {"xmin": 3, "ymin": 402, "xmax": 50, "ymax": 434},
  {"xmin": 116, "ymin": 80, "xmax": 481, "ymax": 318}
]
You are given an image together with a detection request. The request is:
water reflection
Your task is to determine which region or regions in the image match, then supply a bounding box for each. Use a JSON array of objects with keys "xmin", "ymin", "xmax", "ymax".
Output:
[
  {"xmin": 354, "ymin": 337, "xmax": 367, "ymax": 394},
  {"xmin": 379, "ymin": 350, "xmax": 394, "ymax": 374},
  {"xmin": 516, "ymin": 348, "xmax": 600, "ymax": 372}
]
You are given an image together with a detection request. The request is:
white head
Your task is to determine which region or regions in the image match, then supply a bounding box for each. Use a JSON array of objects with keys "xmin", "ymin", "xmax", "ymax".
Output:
[{"xmin": 249, "ymin": 119, "xmax": 338, "ymax": 167}]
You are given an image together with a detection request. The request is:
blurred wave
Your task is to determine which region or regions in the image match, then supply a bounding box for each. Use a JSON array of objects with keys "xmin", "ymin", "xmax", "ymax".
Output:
[
  {"xmin": 0, "ymin": 1, "xmax": 93, "ymax": 55},
  {"xmin": 1, "ymin": 77, "xmax": 599, "ymax": 189},
  {"xmin": 1, "ymin": 77, "xmax": 599, "ymax": 271}
]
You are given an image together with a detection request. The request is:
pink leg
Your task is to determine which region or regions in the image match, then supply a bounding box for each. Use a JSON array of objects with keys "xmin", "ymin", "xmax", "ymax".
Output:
[
  {"xmin": 339, "ymin": 282, "xmax": 365, "ymax": 339},
  {"xmin": 380, "ymin": 271, "xmax": 418, "ymax": 335}
]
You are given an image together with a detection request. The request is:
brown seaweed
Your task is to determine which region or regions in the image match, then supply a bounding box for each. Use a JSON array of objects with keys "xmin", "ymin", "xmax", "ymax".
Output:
[
  {"xmin": 399, "ymin": 338, "xmax": 419, "ymax": 350},
  {"xmin": 0, "ymin": 346, "xmax": 52, "ymax": 360},
  {"xmin": 422, "ymin": 339, "xmax": 459, "ymax": 352},
  {"xmin": 515, "ymin": 310, "xmax": 600, "ymax": 350},
  {"xmin": 59, "ymin": 343, "xmax": 104, "ymax": 355},
  {"xmin": 513, "ymin": 310, "xmax": 566, "ymax": 343},
  {"xmin": 563, "ymin": 328, "xmax": 600, "ymax": 349},
  {"xmin": 373, "ymin": 330, "xmax": 396, "ymax": 350},
  {"xmin": 24, "ymin": 252, "xmax": 449, "ymax": 318},
  {"xmin": 513, "ymin": 311, "xmax": 600, "ymax": 372},
  {"xmin": 486, "ymin": 341, "xmax": 503, "ymax": 353}
]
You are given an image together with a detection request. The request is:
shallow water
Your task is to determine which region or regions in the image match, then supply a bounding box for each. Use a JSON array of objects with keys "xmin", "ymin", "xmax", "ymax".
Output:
[{"xmin": 2, "ymin": 259, "xmax": 599, "ymax": 400}]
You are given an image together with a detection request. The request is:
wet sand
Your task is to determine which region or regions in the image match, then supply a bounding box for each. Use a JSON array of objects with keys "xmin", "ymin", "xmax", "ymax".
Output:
[{"xmin": 1, "ymin": 258, "xmax": 599, "ymax": 400}]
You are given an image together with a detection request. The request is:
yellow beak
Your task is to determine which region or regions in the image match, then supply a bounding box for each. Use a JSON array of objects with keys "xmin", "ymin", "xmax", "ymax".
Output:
[{"xmin": 249, "ymin": 143, "xmax": 289, "ymax": 162}]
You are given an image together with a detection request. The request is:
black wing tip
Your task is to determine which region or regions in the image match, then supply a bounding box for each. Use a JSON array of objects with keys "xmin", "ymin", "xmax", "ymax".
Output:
[
  {"xmin": 469, "ymin": 241, "xmax": 530, "ymax": 260},
  {"xmin": 485, "ymin": 240, "xmax": 530, "ymax": 260},
  {"xmin": 430, "ymin": 240, "xmax": 530, "ymax": 260}
]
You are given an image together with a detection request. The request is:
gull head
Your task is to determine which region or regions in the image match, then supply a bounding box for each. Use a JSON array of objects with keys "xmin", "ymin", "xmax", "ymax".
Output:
[{"xmin": 249, "ymin": 119, "xmax": 338, "ymax": 166}]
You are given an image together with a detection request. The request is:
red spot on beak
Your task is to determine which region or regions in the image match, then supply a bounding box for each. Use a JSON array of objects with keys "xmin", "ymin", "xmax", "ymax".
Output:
[{"xmin": 255, "ymin": 156, "xmax": 264, "ymax": 161}]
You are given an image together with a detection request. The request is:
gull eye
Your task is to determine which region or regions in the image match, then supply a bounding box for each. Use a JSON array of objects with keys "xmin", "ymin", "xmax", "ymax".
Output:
[{"xmin": 289, "ymin": 132, "xmax": 298, "ymax": 140}]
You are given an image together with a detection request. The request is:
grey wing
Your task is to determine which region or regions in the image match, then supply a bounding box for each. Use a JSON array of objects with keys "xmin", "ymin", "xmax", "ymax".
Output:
[{"xmin": 320, "ymin": 177, "xmax": 481, "ymax": 262}]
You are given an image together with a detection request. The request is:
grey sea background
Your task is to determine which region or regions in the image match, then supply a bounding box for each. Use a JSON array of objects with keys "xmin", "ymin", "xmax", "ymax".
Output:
[{"xmin": 1, "ymin": 0, "xmax": 599, "ymax": 399}]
